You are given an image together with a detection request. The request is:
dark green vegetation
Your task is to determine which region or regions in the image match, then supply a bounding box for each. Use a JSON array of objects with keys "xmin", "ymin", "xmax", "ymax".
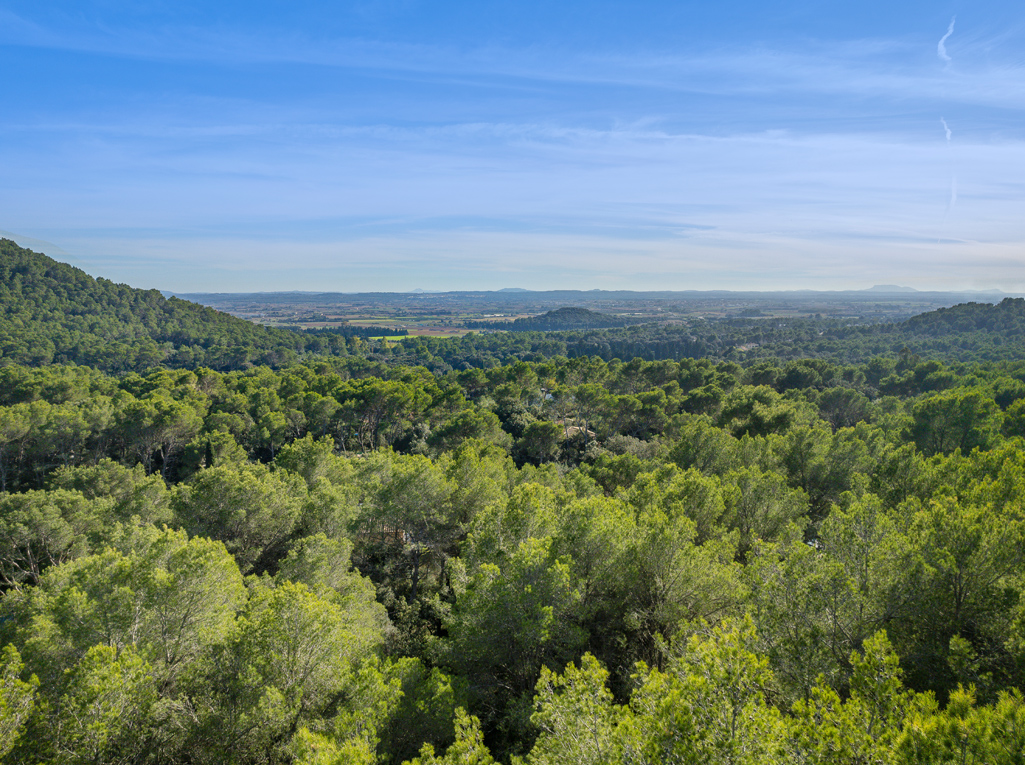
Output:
[
  {"xmin": 3, "ymin": 245, "xmax": 1025, "ymax": 763},
  {"xmin": 0, "ymin": 240, "xmax": 353, "ymax": 371},
  {"xmin": 303, "ymin": 325, "xmax": 409, "ymax": 339}
]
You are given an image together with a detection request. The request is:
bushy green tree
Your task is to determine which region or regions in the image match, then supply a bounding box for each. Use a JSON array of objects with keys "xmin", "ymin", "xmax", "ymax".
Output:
[
  {"xmin": 446, "ymin": 537, "xmax": 584, "ymax": 754},
  {"xmin": 528, "ymin": 654, "xmax": 622, "ymax": 765},
  {"xmin": 907, "ymin": 388, "xmax": 1002, "ymax": 456},
  {"xmin": 0, "ymin": 646, "xmax": 37, "ymax": 759},
  {"xmin": 788, "ymin": 631, "xmax": 911, "ymax": 765},
  {"xmin": 622, "ymin": 618, "xmax": 786, "ymax": 765},
  {"xmin": 172, "ymin": 461, "xmax": 306, "ymax": 572}
]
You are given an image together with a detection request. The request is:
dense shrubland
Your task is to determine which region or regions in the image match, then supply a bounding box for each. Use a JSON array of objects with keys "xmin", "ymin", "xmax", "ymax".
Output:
[{"xmin": 2, "ymin": 349, "xmax": 1025, "ymax": 763}]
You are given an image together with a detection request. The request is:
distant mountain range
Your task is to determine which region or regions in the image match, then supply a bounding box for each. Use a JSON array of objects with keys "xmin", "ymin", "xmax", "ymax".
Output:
[
  {"xmin": 174, "ymin": 286, "xmax": 1014, "ymax": 301},
  {"xmin": 866, "ymin": 284, "xmax": 1005, "ymax": 295}
]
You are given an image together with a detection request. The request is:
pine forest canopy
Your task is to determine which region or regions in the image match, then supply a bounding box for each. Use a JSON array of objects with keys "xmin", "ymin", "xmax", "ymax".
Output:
[{"xmin": 4, "ymin": 240, "xmax": 1025, "ymax": 762}]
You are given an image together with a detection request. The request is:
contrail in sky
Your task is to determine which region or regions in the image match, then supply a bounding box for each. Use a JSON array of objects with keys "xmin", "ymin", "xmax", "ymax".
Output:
[
  {"xmin": 938, "ymin": 17, "xmax": 955, "ymax": 62},
  {"xmin": 937, "ymin": 19, "xmax": 958, "ymax": 243}
]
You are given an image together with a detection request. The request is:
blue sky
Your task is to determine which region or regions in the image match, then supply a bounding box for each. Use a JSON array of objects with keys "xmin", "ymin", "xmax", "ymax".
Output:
[{"xmin": 2, "ymin": 1, "xmax": 1024, "ymax": 292}]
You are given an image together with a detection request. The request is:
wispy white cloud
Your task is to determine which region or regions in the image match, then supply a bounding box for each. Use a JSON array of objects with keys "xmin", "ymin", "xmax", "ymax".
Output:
[
  {"xmin": 9, "ymin": 122, "xmax": 1024, "ymax": 290},
  {"xmin": 4, "ymin": 9, "xmax": 1025, "ymax": 115},
  {"xmin": 938, "ymin": 16, "xmax": 955, "ymax": 63},
  {"xmin": 4, "ymin": 6, "xmax": 1025, "ymax": 292}
]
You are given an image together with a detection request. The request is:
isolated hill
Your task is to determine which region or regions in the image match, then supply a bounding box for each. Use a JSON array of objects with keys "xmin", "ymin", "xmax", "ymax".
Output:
[
  {"xmin": 901, "ymin": 297, "xmax": 1025, "ymax": 336},
  {"xmin": 0, "ymin": 239, "xmax": 343, "ymax": 371},
  {"xmin": 468, "ymin": 306, "xmax": 634, "ymax": 331}
]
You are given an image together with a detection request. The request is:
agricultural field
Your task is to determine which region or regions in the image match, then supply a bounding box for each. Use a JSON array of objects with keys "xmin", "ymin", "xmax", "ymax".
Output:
[{"xmin": 173, "ymin": 287, "xmax": 1006, "ymax": 336}]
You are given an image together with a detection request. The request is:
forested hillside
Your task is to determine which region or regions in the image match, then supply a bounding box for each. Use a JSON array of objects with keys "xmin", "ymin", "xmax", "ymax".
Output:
[
  {"xmin": 902, "ymin": 297, "xmax": 1025, "ymax": 335},
  {"xmin": 2, "ymin": 348, "xmax": 1025, "ymax": 763},
  {"xmin": 0, "ymin": 240, "xmax": 350, "ymax": 371}
]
